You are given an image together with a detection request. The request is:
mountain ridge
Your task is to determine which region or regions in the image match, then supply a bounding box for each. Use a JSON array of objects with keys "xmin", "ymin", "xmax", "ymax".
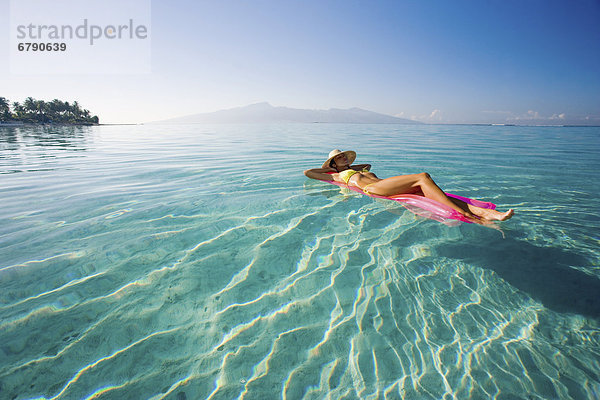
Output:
[{"xmin": 151, "ymin": 102, "xmax": 422, "ymax": 124}]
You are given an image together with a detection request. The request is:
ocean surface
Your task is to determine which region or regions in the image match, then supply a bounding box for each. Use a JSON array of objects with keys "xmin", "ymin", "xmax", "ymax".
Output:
[{"xmin": 0, "ymin": 123, "xmax": 599, "ymax": 400}]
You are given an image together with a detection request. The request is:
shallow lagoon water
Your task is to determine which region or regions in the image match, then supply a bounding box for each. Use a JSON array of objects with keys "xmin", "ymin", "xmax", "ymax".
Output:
[{"xmin": 0, "ymin": 123, "xmax": 599, "ymax": 399}]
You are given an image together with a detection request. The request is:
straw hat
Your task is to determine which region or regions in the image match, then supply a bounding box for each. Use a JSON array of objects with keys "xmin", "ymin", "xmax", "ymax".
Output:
[{"xmin": 322, "ymin": 149, "xmax": 356, "ymax": 168}]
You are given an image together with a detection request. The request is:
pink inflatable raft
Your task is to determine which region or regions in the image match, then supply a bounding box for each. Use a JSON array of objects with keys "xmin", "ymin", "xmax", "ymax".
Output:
[{"xmin": 320, "ymin": 174, "xmax": 496, "ymax": 224}]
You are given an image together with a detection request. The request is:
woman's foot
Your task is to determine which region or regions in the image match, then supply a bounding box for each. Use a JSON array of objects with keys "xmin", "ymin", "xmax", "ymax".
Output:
[
  {"xmin": 483, "ymin": 208, "xmax": 514, "ymax": 221},
  {"xmin": 498, "ymin": 209, "xmax": 514, "ymax": 221},
  {"xmin": 469, "ymin": 206, "xmax": 514, "ymax": 221}
]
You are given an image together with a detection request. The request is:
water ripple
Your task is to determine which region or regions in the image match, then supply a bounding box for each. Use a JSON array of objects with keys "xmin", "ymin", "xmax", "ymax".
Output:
[{"xmin": 1, "ymin": 124, "xmax": 599, "ymax": 399}]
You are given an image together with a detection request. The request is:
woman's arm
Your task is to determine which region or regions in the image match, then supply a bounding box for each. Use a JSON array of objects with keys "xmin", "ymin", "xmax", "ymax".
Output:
[
  {"xmin": 304, "ymin": 167, "xmax": 336, "ymax": 181},
  {"xmin": 351, "ymin": 163, "xmax": 371, "ymax": 171}
]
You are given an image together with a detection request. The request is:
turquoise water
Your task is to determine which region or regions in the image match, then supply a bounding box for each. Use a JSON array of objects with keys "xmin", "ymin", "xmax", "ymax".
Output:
[{"xmin": 1, "ymin": 124, "xmax": 599, "ymax": 399}]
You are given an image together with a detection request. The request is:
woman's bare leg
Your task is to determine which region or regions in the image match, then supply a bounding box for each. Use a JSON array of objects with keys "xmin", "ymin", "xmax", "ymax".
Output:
[
  {"xmin": 449, "ymin": 198, "xmax": 514, "ymax": 221},
  {"xmin": 365, "ymin": 173, "xmax": 476, "ymax": 218}
]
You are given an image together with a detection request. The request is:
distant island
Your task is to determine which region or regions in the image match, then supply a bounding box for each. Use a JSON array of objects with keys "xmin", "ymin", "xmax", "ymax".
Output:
[
  {"xmin": 0, "ymin": 97, "xmax": 99, "ymax": 125},
  {"xmin": 152, "ymin": 102, "xmax": 422, "ymax": 124}
]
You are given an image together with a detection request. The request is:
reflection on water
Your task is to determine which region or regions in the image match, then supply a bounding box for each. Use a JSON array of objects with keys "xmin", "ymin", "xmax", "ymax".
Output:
[
  {"xmin": 0, "ymin": 125, "xmax": 93, "ymax": 174},
  {"xmin": 0, "ymin": 125, "xmax": 93, "ymax": 148},
  {"xmin": 437, "ymin": 228, "xmax": 600, "ymax": 319},
  {"xmin": 0, "ymin": 124, "xmax": 599, "ymax": 399}
]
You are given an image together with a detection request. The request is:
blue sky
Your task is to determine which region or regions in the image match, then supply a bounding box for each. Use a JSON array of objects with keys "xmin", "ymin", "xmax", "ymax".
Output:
[{"xmin": 1, "ymin": 0, "xmax": 599, "ymax": 124}]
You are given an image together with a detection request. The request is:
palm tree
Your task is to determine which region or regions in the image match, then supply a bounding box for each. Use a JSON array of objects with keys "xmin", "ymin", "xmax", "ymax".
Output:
[
  {"xmin": 72, "ymin": 101, "xmax": 84, "ymax": 122},
  {"xmin": 12, "ymin": 101, "xmax": 24, "ymax": 120},
  {"xmin": 50, "ymin": 99, "xmax": 64, "ymax": 122},
  {"xmin": 0, "ymin": 97, "xmax": 10, "ymax": 121},
  {"xmin": 35, "ymin": 99, "xmax": 48, "ymax": 123},
  {"xmin": 23, "ymin": 97, "xmax": 37, "ymax": 122},
  {"xmin": 1, "ymin": 97, "xmax": 99, "ymax": 124}
]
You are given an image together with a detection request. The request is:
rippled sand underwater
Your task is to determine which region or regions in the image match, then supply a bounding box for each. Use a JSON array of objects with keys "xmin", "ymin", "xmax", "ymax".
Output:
[{"xmin": 1, "ymin": 124, "xmax": 599, "ymax": 399}]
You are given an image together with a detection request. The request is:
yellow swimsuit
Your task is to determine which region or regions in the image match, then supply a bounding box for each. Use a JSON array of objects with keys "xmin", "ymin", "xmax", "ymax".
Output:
[
  {"xmin": 338, "ymin": 169, "xmax": 376, "ymax": 194},
  {"xmin": 338, "ymin": 169, "xmax": 359, "ymax": 184}
]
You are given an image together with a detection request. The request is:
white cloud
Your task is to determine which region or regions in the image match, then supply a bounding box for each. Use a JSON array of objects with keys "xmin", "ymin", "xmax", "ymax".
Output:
[
  {"xmin": 428, "ymin": 109, "xmax": 442, "ymax": 120},
  {"xmin": 411, "ymin": 109, "xmax": 443, "ymax": 122},
  {"xmin": 507, "ymin": 110, "xmax": 570, "ymax": 121},
  {"xmin": 508, "ymin": 110, "xmax": 543, "ymax": 121},
  {"xmin": 478, "ymin": 110, "xmax": 597, "ymax": 124}
]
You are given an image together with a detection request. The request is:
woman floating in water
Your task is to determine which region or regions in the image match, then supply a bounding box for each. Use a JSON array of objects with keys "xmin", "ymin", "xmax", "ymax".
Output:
[{"xmin": 304, "ymin": 149, "xmax": 514, "ymax": 222}]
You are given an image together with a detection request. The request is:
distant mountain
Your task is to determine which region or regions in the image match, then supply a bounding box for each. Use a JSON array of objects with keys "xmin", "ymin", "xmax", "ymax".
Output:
[{"xmin": 152, "ymin": 102, "xmax": 421, "ymax": 124}]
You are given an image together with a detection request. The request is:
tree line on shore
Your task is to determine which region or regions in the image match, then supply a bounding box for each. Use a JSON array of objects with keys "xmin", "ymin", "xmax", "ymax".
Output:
[{"xmin": 0, "ymin": 97, "xmax": 99, "ymax": 125}]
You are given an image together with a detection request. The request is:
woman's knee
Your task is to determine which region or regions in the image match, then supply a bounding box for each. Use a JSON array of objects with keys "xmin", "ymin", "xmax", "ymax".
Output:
[{"xmin": 417, "ymin": 172, "xmax": 437, "ymax": 187}]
